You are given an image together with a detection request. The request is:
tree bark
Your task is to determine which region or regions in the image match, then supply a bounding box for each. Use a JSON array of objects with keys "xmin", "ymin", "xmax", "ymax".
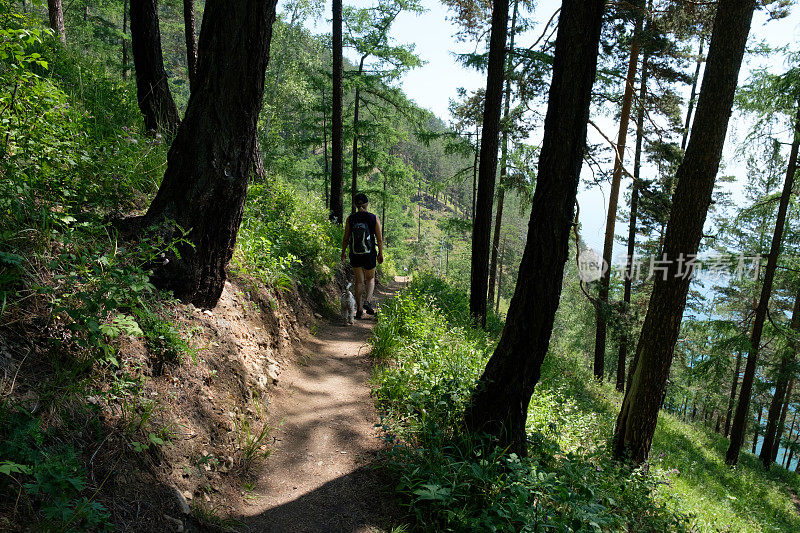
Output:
[
  {"xmin": 464, "ymin": 0, "xmax": 605, "ymax": 456},
  {"xmin": 681, "ymin": 38, "xmax": 705, "ymax": 152},
  {"xmin": 47, "ymin": 0, "xmax": 66, "ymax": 43},
  {"xmin": 727, "ymin": 98, "xmax": 800, "ymax": 466},
  {"xmin": 724, "ymin": 349, "xmax": 743, "ymax": 437},
  {"xmin": 771, "ymin": 376, "xmax": 794, "ymax": 463},
  {"xmin": 613, "ymin": 0, "xmax": 756, "ymax": 465},
  {"xmin": 472, "ymin": 125, "xmax": 479, "ymax": 220},
  {"xmin": 123, "ymin": 0, "xmax": 130, "ymax": 79},
  {"xmin": 495, "ymin": 237, "xmax": 506, "ymax": 314},
  {"xmin": 594, "ymin": 2, "xmax": 644, "ymax": 381},
  {"xmin": 350, "ymin": 57, "xmax": 366, "ymax": 212},
  {"xmin": 183, "ymin": 0, "xmax": 198, "ymax": 91},
  {"xmin": 487, "ymin": 0, "xmax": 519, "ymax": 308},
  {"xmin": 753, "ymin": 405, "xmax": 762, "ymax": 454},
  {"xmin": 618, "ymin": 48, "xmax": 649, "ymax": 393},
  {"xmin": 133, "ymin": 0, "xmax": 278, "ymax": 308},
  {"xmin": 323, "ymin": 86, "xmax": 329, "ymax": 207},
  {"xmin": 130, "ymin": 0, "xmax": 180, "ymax": 133},
  {"xmin": 469, "ymin": 0, "xmax": 510, "ymax": 327},
  {"xmin": 329, "ymin": 0, "xmax": 344, "ymax": 224}
]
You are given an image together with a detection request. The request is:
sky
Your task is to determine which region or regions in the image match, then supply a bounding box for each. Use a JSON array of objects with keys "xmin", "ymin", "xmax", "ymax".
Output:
[{"xmin": 299, "ymin": 0, "xmax": 800, "ymax": 256}]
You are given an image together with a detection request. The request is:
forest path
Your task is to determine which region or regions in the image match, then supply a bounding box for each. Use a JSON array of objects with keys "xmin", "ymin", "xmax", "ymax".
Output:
[{"xmin": 234, "ymin": 283, "xmax": 398, "ymax": 532}]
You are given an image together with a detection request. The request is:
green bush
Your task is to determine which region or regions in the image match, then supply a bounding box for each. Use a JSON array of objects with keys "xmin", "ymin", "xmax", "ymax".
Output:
[
  {"xmin": 371, "ymin": 278, "xmax": 691, "ymax": 531},
  {"xmin": 0, "ymin": 407, "xmax": 112, "ymax": 531},
  {"xmin": 235, "ymin": 180, "xmax": 342, "ymax": 288}
]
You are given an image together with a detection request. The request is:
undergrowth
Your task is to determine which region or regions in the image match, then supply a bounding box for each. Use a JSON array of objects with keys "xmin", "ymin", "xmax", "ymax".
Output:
[{"xmin": 372, "ymin": 276, "xmax": 692, "ymax": 531}]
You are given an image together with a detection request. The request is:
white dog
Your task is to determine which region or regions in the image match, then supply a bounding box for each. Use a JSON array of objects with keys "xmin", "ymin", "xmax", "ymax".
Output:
[{"xmin": 340, "ymin": 282, "xmax": 356, "ymax": 325}]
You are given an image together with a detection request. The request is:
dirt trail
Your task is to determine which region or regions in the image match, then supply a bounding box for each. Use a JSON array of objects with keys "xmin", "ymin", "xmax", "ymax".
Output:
[{"xmin": 235, "ymin": 285, "xmax": 397, "ymax": 532}]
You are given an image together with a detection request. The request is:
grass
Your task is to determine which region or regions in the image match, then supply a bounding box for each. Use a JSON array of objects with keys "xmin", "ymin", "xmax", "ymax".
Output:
[{"xmin": 371, "ymin": 277, "xmax": 800, "ymax": 531}]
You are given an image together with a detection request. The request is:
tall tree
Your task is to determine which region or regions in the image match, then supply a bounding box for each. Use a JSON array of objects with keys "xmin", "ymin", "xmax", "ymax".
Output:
[
  {"xmin": 487, "ymin": 0, "xmax": 519, "ymax": 309},
  {"xmin": 469, "ymin": 0, "xmax": 509, "ymax": 327},
  {"xmin": 761, "ymin": 287, "xmax": 800, "ymax": 468},
  {"xmin": 130, "ymin": 0, "xmax": 279, "ymax": 307},
  {"xmin": 594, "ymin": 0, "xmax": 644, "ymax": 381},
  {"xmin": 47, "ymin": 0, "xmax": 65, "ymax": 43},
  {"xmin": 330, "ymin": 0, "xmax": 344, "ymax": 224},
  {"xmin": 465, "ymin": 0, "xmax": 606, "ymax": 455},
  {"xmin": 617, "ymin": 47, "xmax": 649, "ymax": 393},
  {"xmin": 122, "ymin": 0, "xmax": 129, "ymax": 79},
  {"xmin": 183, "ymin": 0, "xmax": 198, "ymax": 90},
  {"xmin": 130, "ymin": 0, "xmax": 180, "ymax": 133},
  {"xmin": 613, "ymin": 0, "xmax": 756, "ymax": 465},
  {"xmin": 726, "ymin": 100, "xmax": 799, "ymax": 466}
]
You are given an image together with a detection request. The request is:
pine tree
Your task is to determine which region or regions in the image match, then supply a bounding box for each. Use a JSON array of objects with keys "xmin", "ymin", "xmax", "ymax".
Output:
[
  {"xmin": 613, "ymin": 0, "xmax": 756, "ymax": 465},
  {"xmin": 465, "ymin": 0, "xmax": 605, "ymax": 455}
]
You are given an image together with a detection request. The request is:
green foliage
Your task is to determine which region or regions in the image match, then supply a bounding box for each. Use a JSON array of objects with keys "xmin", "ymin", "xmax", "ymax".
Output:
[
  {"xmin": 0, "ymin": 407, "xmax": 112, "ymax": 531},
  {"xmin": 235, "ymin": 180, "xmax": 341, "ymax": 288},
  {"xmin": 372, "ymin": 279, "xmax": 693, "ymax": 531}
]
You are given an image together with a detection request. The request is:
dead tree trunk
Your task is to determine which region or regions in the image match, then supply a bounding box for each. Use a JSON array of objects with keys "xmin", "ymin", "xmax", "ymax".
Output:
[
  {"xmin": 594, "ymin": 2, "xmax": 644, "ymax": 381},
  {"xmin": 613, "ymin": 0, "xmax": 756, "ymax": 465},
  {"xmin": 130, "ymin": 0, "xmax": 180, "ymax": 133},
  {"xmin": 469, "ymin": 0, "xmax": 510, "ymax": 327},
  {"xmin": 727, "ymin": 98, "xmax": 800, "ymax": 466},
  {"xmin": 464, "ymin": 0, "xmax": 606, "ymax": 456},
  {"xmin": 133, "ymin": 0, "xmax": 278, "ymax": 308},
  {"xmin": 681, "ymin": 38, "xmax": 705, "ymax": 151},
  {"xmin": 617, "ymin": 48, "xmax": 650, "ymax": 393}
]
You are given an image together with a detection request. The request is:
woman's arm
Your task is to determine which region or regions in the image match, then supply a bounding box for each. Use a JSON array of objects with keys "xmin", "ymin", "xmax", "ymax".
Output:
[{"xmin": 375, "ymin": 217, "xmax": 384, "ymax": 264}]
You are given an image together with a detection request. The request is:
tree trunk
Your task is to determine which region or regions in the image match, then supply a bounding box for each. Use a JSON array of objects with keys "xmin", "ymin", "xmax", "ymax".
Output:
[
  {"xmin": 495, "ymin": 237, "xmax": 505, "ymax": 314},
  {"xmin": 130, "ymin": 0, "xmax": 180, "ymax": 133},
  {"xmin": 771, "ymin": 376, "xmax": 794, "ymax": 463},
  {"xmin": 469, "ymin": 0, "xmax": 510, "ymax": 327},
  {"xmin": 753, "ymin": 405, "xmax": 762, "ymax": 454},
  {"xmin": 724, "ymin": 350, "xmax": 743, "ymax": 437},
  {"xmin": 183, "ymin": 0, "xmax": 198, "ymax": 91},
  {"xmin": 594, "ymin": 2, "xmax": 644, "ymax": 381},
  {"xmin": 613, "ymin": 0, "xmax": 756, "ymax": 465},
  {"xmin": 132, "ymin": 0, "xmax": 278, "ymax": 308},
  {"xmin": 618, "ymin": 48, "xmax": 649, "ymax": 393},
  {"xmin": 681, "ymin": 38, "xmax": 705, "ymax": 151},
  {"xmin": 350, "ymin": 57, "xmax": 365, "ymax": 212},
  {"xmin": 761, "ymin": 280, "xmax": 800, "ymax": 468},
  {"xmin": 727, "ymin": 98, "xmax": 800, "ymax": 466},
  {"xmin": 782, "ymin": 412, "xmax": 797, "ymax": 467},
  {"xmin": 488, "ymin": 0, "xmax": 519, "ymax": 308},
  {"xmin": 329, "ymin": 0, "xmax": 344, "ymax": 224},
  {"xmin": 323, "ymin": 86, "xmax": 329, "ymax": 206},
  {"xmin": 472, "ymin": 126, "xmax": 479, "ymax": 220},
  {"xmin": 47, "ymin": 0, "xmax": 66, "ymax": 43},
  {"xmin": 464, "ymin": 0, "xmax": 605, "ymax": 456},
  {"xmin": 122, "ymin": 0, "xmax": 129, "ymax": 79}
]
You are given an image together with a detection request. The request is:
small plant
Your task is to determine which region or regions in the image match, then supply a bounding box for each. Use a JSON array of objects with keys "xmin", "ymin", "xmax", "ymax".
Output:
[
  {"xmin": 190, "ymin": 501, "xmax": 243, "ymax": 532},
  {"xmin": 232, "ymin": 395, "xmax": 273, "ymax": 473}
]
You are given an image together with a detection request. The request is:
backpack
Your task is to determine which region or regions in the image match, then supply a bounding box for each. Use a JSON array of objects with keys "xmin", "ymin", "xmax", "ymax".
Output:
[{"xmin": 350, "ymin": 220, "xmax": 373, "ymax": 255}]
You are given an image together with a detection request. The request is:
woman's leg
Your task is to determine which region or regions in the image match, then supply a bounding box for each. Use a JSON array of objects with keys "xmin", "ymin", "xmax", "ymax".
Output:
[
  {"xmin": 353, "ymin": 267, "xmax": 366, "ymax": 312},
  {"xmin": 364, "ymin": 268, "xmax": 376, "ymax": 309}
]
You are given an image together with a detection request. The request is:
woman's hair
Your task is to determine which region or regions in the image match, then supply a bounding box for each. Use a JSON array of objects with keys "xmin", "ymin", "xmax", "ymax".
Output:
[{"xmin": 354, "ymin": 193, "xmax": 369, "ymax": 206}]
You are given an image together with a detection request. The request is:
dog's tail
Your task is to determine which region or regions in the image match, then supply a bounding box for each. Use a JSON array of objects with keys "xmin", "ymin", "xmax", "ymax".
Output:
[{"xmin": 346, "ymin": 282, "xmax": 352, "ymax": 291}]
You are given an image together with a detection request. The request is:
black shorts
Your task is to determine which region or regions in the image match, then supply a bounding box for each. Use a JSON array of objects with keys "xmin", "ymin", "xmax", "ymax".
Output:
[{"xmin": 350, "ymin": 252, "xmax": 377, "ymax": 270}]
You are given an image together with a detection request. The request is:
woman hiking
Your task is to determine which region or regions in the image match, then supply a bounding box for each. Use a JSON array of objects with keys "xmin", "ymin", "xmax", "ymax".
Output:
[{"xmin": 341, "ymin": 193, "xmax": 384, "ymax": 319}]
